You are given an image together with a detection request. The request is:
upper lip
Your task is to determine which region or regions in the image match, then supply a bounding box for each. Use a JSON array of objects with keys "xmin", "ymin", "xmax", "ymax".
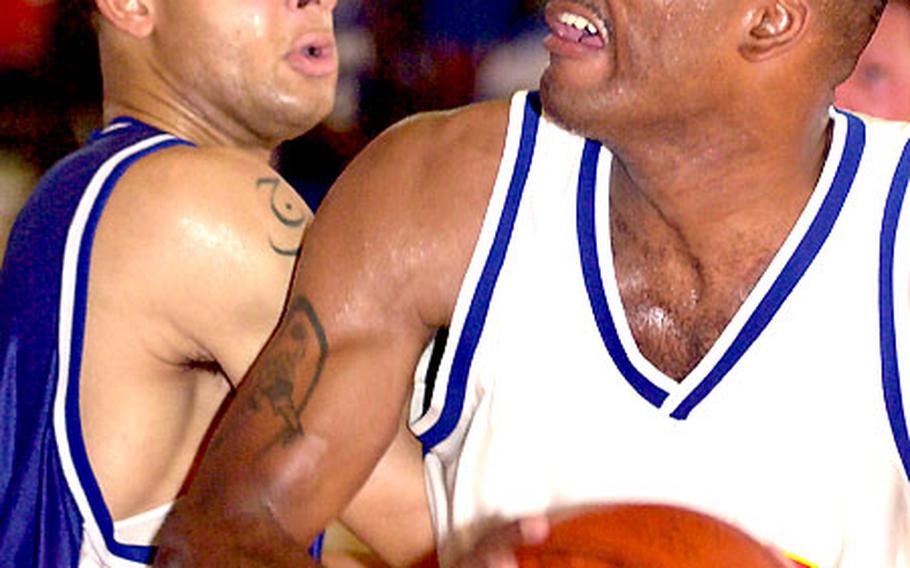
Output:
[
  {"xmin": 289, "ymin": 30, "xmax": 336, "ymax": 58},
  {"xmin": 545, "ymin": 0, "xmax": 611, "ymax": 44}
]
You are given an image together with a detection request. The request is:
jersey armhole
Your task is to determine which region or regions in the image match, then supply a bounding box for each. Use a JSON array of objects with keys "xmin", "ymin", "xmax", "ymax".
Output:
[{"xmin": 408, "ymin": 91, "xmax": 540, "ymax": 451}]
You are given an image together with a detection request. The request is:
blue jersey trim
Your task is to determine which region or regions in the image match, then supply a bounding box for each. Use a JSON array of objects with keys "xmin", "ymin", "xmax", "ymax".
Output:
[
  {"xmin": 309, "ymin": 532, "xmax": 325, "ymax": 561},
  {"xmin": 577, "ymin": 112, "xmax": 865, "ymax": 419},
  {"xmin": 418, "ymin": 92, "xmax": 541, "ymax": 452},
  {"xmin": 577, "ymin": 140, "xmax": 670, "ymax": 408},
  {"xmin": 879, "ymin": 138, "xmax": 910, "ymax": 481},
  {"xmin": 89, "ymin": 117, "xmax": 154, "ymax": 143},
  {"xmin": 64, "ymin": 137, "xmax": 192, "ymax": 563},
  {"xmin": 672, "ymin": 112, "xmax": 864, "ymax": 419}
]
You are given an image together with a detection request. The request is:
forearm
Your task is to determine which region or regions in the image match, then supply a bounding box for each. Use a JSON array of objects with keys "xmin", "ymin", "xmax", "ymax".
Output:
[
  {"xmin": 153, "ymin": 418, "xmax": 329, "ymax": 566},
  {"xmin": 154, "ymin": 491, "xmax": 319, "ymax": 568},
  {"xmin": 153, "ymin": 294, "xmax": 415, "ymax": 565},
  {"xmin": 153, "ymin": 297, "xmax": 341, "ymax": 565}
]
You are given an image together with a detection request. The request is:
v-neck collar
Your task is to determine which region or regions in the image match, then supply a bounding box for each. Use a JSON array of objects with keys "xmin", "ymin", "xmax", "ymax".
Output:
[{"xmin": 576, "ymin": 109, "xmax": 866, "ymax": 419}]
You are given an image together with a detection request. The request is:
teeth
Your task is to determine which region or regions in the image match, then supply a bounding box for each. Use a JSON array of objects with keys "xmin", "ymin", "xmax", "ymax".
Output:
[{"xmin": 557, "ymin": 12, "xmax": 599, "ymax": 37}]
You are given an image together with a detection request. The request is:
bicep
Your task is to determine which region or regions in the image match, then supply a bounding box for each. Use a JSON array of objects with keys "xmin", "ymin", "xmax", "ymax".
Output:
[{"xmin": 130, "ymin": 153, "xmax": 307, "ymax": 381}]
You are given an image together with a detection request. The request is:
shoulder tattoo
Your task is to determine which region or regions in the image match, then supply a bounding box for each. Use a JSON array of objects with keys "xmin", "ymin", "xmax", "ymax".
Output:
[{"xmin": 257, "ymin": 177, "xmax": 307, "ymax": 258}]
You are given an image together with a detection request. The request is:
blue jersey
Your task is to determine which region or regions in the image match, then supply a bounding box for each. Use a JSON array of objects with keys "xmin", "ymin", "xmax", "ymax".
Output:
[{"xmin": 0, "ymin": 118, "xmax": 192, "ymax": 567}]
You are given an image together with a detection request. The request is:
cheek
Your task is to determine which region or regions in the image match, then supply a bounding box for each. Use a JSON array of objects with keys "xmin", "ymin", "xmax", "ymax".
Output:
[
  {"xmin": 835, "ymin": 57, "xmax": 910, "ymax": 121},
  {"xmin": 833, "ymin": 79, "xmax": 870, "ymax": 112},
  {"xmin": 886, "ymin": 73, "xmax": 910, "ymax": 120}
]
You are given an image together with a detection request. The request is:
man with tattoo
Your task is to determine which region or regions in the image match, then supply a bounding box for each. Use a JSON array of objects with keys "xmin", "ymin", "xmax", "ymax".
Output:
[
  {"xmin": 0, "ymin": 0, "xmax": 430, "ymax": 566},
  {"xmin": 156, "ymin": 0, "xmax": 910, "ymax": 566}
]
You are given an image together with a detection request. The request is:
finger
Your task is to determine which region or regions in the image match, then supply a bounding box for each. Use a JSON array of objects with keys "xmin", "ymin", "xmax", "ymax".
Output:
[{"xmin": 517, "ymin": 515, "xmax": 549, "ymax": 545}]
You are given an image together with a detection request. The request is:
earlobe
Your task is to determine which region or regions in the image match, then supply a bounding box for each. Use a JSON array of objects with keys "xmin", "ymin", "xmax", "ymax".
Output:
[
  {"xmin": 95, "ymin": 0, "xmax": 155, "ymax": 38},
  {"xmin": 739, "ymin": 0, "xmax": 808, "ymax": 61}
]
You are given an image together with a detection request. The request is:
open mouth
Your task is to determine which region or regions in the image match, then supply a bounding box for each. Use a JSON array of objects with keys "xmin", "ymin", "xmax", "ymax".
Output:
[
  {"xmin": 545, "ymin": 1, "xmax": 610, "ymax": 49},
  {"xmin": 303, "ymin": 44, "xmax": 327, "ymax": 58},
  {"xmin": 286, "ymin": 32, "xmax": 337, "ymax": 77}
]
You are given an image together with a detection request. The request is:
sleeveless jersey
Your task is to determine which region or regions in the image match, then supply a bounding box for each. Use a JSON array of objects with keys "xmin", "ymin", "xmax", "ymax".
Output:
[
  {"xmin": 0, "ymin": 118, "xmax": 192, "ymax": 567},
  {"xmin": 409, "ymin": 91, "xmax": 910, "ymax": 567}
]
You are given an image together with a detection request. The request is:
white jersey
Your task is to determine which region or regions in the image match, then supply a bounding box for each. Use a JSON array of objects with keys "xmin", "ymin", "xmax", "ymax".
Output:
[
  {"xmin": 409, "ymin": 91, "xmax": 910, "ymax": 567},
  {"xmin": 78, "ymin": 503, "xmax": 172, "ymax": 567}
]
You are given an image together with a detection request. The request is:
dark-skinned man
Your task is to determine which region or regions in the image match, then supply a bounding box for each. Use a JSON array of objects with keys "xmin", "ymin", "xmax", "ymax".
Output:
[{"xmin": 157, "ymin": 0, "xmax": 909, "ymax": 566}]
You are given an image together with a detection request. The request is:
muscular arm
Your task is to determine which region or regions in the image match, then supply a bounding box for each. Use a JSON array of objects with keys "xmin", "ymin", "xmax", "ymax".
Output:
[
  {"xmin": 79, "ymin": 145, "xmax": 313, "ymax": 524},
  {"xmin": 154, "ymin": 101, "xmax": 510, "ymax": 567}
]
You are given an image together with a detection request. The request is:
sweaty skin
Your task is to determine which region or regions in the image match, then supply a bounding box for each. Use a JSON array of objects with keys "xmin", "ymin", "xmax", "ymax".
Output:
[
  {"xmin": 154, "ymin": 0, "xmax": 886, "ymax": 565},
  {"xmin": 3, "ymin": 0, "xmax": 432, "ymax": 565},
  {"xmin": 80, "ymin": 0, "xmax": 336, "ymax": 531},
  {"xmin": 155, "ymin": 101, "xmax": 509, "ymax": 567}
]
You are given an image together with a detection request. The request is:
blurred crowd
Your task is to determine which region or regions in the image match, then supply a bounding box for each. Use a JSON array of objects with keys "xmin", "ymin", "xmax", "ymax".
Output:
[
  {"xmin": 278, "ymin": 0, "xmax": 548, "ymax": 207},
  {"xmin": 1, "ymin": 0, "xmax": 909, "ymax": 257}
]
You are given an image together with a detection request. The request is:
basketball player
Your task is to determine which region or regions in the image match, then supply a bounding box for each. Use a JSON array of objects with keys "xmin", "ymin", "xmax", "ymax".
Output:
[
  {"xmin": 836, "ymin": 0, "xmax": 910, "ymax": 120},
  {"xmin": 155, "ymin": 0, "xmax": 910, "ymax": 566},
  {"xmin": 0, "ymin": 0, "xmax": 431, "ymax": 566}
]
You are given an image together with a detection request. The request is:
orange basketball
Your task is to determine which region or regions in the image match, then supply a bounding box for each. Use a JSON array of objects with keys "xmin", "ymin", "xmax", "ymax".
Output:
[{"xmin": 514, "ymin": 504, "xmax": 791, "ymax": 567}]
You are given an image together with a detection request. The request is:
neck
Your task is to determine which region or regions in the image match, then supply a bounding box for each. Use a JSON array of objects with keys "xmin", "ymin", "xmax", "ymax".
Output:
[
  {"xmin": 606, "ymin": 102, "xmax": 832, "ymax": 259},
  {"xmin": 102, "ymin": 96, "xmax": 275, "ymax": 164},
  {"xmin": 98, "ymin": 32, "xmax": 277, "ymax": 163}
]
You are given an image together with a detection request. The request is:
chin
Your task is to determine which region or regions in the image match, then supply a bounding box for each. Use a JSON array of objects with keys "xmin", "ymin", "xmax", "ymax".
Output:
[
  {"xmin": 540, "ymin": 69, "xmax": 610, "ymax": 141},
  {"xmin": 274, "ymin": 95, "xmax": 335, "ymax": 137}
]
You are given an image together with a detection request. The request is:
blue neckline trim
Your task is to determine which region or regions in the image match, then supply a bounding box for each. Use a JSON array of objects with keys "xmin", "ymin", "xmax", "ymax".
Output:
[
  {"xmin": 419, "ymin": 92, "xmax": 541, "ymax": 452},
  {"xmin": 879, "ymin": 138, "xmax": 910, "ymax": 481},
  {"xmin": 577, "ymin": 111, "xmax": 865, "ymax": 419},
  {"xmin": 90, "ymin": 117, "xmax": 198, "ymax": 147},
  {"xmin": 576, "ymin": 140, "xmax": 670, "ymax": 408}
]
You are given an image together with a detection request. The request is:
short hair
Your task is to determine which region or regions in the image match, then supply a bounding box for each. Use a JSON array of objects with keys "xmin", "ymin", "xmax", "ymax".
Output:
[{"xmin": 820, "ymin": 0, "xmax": 889, "ymax": 85}]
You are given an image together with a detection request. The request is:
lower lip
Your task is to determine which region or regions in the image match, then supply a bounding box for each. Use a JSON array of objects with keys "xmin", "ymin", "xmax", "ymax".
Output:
[
  {"xmin": 543, "ymin": 32, "xmax": 603, "ymax": 59},
  {"xmin": 286, "ymin": 46, "xmax": 337, "ymax": 78}
]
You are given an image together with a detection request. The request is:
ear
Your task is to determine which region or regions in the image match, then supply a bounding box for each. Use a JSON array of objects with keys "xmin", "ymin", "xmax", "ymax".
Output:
[
  {"xmin": 94, "ymin": 0, "xmax": 155, "ymax": 38},
  {"xmin": 739, "ymin": 0, "xmax": 809, "ymax": 61}
]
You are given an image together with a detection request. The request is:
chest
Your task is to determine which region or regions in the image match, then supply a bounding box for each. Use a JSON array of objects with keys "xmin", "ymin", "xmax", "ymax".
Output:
[
  {"xmin": 449, "ymin": 230, "xmax": 899, "ymax": 566},
  {"xmin": 609, "ymin": 220, "xmax": 778, "ymax": 381}
]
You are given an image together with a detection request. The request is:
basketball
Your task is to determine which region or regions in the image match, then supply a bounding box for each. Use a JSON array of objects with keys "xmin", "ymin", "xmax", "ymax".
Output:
[{"xmin": 513, "ymin": 504, "xmax": 791, "ymax": 567}]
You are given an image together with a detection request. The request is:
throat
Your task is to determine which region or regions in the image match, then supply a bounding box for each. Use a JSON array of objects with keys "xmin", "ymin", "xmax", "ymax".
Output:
[
  {"xmin": 611, "ymin": 216, "xmax": 776, "ymax": 383},
  {"xmin": 622, "ymin": 299, "xmax": 736, "ymax": 382}
]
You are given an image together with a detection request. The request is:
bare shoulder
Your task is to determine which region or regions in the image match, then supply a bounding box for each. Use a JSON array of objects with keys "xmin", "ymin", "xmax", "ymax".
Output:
[
  {"xmin": 90, "ymin": 144, "xmax": 308, "ymax": 375},
  {"xmin": 102, "ymin": 144, "xmax": 309, "ymax": 266},
  {"xmin": 303, "ymin": 99, "xmax": 512, "ymax": 328},
  {"xmin": 400, "ymin": 97, "xmax": 512, "ymax": 165},
  {"xmin": 337, "ymin": 98, "xmax": 511, "ymax": 202},
  {"xmin": 325, "ymin": 96, "xmax": 511, "ymax": 241}
]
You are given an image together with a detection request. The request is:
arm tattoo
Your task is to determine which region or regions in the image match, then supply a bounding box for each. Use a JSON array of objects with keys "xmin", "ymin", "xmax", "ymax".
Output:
[
  {"xmin": 257, "ymin": 177, "xmax": 306, "ymax": 258},
  {"xmin": 248, "ymin": 295, "xmax": 328, "ymax": 446}
]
